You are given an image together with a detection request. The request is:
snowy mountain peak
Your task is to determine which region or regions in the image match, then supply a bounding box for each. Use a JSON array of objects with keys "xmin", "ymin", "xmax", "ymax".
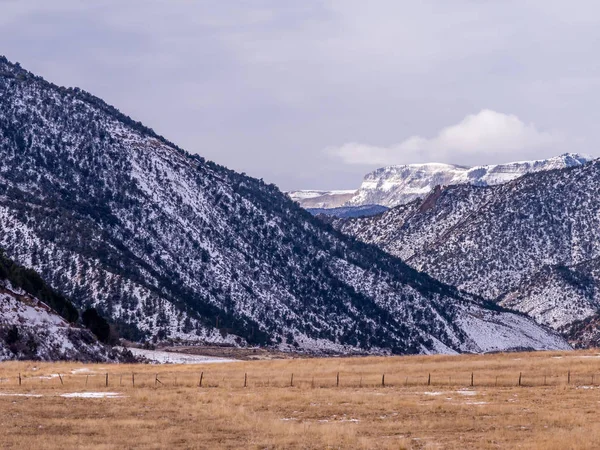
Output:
[
  {"xmin": 287, "ymin": 190, "xmax": 356, "ymax": 208},
  {"xmin": 346, "ymin": 153, "xmax": 592, "ymax": 207}
]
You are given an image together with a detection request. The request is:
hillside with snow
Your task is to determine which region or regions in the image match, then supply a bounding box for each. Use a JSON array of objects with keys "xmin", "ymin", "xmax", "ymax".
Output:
[
  {"xmin": 0, "ymin": 56, "xmax": 570, "ymax": 355},
  {"xmin": 0, "ymin": 253, "xmax": 111, "ymax": 361},
  {"xmin": 337, "ymin": 159, "xmax": 600, "ymax": 346}
]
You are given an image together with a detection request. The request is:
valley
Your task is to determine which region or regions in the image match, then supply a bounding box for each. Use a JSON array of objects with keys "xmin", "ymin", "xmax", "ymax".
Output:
[
  {"xmin": 2, "ymin": 350, "xmax": 600, "ymax": 449},
  {"xmin": 0, "ymin": 56, "xmax": 598, "ymax": 361},
  {"xmin": 3, "ymin": 3, "xmax": 600, "ymax": 450},
  {"xmin": 0, "ymin": 56, "xmax": 570, "ymax": 356}
]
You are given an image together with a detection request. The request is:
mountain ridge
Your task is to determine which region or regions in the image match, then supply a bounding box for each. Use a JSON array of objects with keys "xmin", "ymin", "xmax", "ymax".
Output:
[
  {"xmin": 0, "ymin": 56, "xmax": 569, "ymax": 355},
  {"xmin": 346, "ymin": 153, "xmax": 592, "ymax": 207},
  {"xmin": 336, "ymin": 159, "xmax": 600, "ymax": 344}
]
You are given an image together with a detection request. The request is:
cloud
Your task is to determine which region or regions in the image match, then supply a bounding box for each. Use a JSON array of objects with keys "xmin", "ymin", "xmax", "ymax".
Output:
[
  {"xmin": 2, "ymin": 2, "xmax": 599, "ymax": 189},
  {"xmin": 326, "ymin": 110, "xmax": 562, "ymax": 167}
]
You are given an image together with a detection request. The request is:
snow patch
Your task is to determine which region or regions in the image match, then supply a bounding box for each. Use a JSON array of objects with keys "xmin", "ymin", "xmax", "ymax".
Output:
[
  {"xmin": 60, "ymin": 392, "xmax": 125, "ymax": 399},
  {"xmin": 124, "ymin": 347, "xmax": 237, "ymax": 364}
]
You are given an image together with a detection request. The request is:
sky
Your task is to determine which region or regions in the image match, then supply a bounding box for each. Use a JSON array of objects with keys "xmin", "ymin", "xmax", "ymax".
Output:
[{"xmin": 2, "ymin": 1, "xmax": 600, "ymax": 190}]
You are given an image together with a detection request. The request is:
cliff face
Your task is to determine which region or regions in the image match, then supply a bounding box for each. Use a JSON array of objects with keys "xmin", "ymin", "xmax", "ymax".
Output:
[{"xmin": 345, "ymin": 154, "xmax": 590, "ymax": 207}]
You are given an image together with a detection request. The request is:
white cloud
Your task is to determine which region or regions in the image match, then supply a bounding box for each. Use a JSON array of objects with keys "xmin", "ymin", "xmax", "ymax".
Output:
[{"xmin": 326, "ymin": 110, "xmax": 562, "ymax": 166}]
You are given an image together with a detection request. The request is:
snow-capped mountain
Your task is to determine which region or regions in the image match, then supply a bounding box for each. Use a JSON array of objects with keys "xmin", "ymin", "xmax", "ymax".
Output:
[
  {"xmin": 288, "ymin": 190, "xmax": 356, "ymax": 208},
  {"xmin": 0, "ymin": 56, "xmax": 569, "ymax": 354},
  {"xmin": 337, "ymin": 159, "xmax": 600, "ymax": 344},
  {"xmin": 345, "ymin": 154, "xmax": 591, "ymax": 207},
  {"xmin": 0, "ymin": 252, "xmax": 111, "ymax": 361}
]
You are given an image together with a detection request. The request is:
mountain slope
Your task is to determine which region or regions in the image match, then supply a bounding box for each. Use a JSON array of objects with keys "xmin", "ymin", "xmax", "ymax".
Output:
[
  {"xmin": 497, "ymin": 257, "xmax": 600, "ymax": 348},
  {"xmin": 498, "ymin": 262, "xmax": 600, "ymax": 329},
  {"xmin": 346, "ymin": 154, "xmax": 590, "ymax": 207},
  {"xmin": 0, "ymin": 56, "xmax": 569, "ymax": 354},
  {"xmin": 307, "ymin": 205, "xmax": 389, "ymax": 219},
  {"xmin": 338, "ymin": 160, "xmax": 600, "ymax": 340},
  {"xmin": 0, "ymin": 252, "xmax": 111, "ymax": 361},
  {"xmin": 288, "ymin": 190, "xmax": 356, "ymax": 208}
]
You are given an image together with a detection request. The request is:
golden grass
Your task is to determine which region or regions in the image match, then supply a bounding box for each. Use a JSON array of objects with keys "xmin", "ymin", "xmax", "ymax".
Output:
[{"xmin": 2, "ymin": 349, "xmax": 600, "ymax": 449}]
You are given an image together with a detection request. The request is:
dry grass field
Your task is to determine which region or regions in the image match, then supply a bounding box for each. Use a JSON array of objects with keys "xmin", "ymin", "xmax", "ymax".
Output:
[{"xmin": 2, "ymin": 349, "xmax": 600, "ymax": 449}]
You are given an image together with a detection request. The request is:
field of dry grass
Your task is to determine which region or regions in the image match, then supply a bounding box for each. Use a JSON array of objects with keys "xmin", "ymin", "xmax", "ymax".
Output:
[{"xmin": 2, "ymin": 349, "xmax": 600, "ymax": 449}]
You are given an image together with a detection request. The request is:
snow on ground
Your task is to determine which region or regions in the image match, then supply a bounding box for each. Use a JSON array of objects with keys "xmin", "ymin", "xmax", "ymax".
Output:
[
  {"xmin": 0, "ymin": 392, "xmax": 124, "ymax": 399},
  {"xmin": 0, "ymin": 393, "xmax": 43, "ymax": 397},
  {"xmin": 456, "ymin": 304, "xmax": 571, "ymax": 353},
  {"xmin": 123, "ymin": 347, "xmax": 237, "ymax": 364},
  {"xmin": 456, "ymin": 390, "xmax": 477, "ymax": 396},
  {"xmin": 71, "ymin": 368, "xmax": 94, "ymax": 374},
  {"xmin": 61, "ymin": 392, "xmax": 124, "ymax": 399}
]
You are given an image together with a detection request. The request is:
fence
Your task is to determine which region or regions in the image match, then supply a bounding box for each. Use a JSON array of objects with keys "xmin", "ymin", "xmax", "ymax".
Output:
[{"xmin": 0, "ymin": 369, "xmax": 598, "ymax": 390}]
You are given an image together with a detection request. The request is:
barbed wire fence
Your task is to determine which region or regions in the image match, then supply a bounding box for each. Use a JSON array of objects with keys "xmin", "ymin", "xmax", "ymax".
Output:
[{"xmin": 1, "ymin": 369, "xmax": 598, "ymax": 390}]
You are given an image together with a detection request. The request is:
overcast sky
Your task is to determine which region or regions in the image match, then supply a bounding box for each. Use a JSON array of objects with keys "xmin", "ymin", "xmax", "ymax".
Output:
[{"xmin": 3, "ymin": 1, "xmax": 600, "ymax": 190}]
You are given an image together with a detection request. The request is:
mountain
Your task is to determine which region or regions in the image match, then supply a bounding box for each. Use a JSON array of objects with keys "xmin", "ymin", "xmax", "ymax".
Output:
[
  {"xmin": 498, "ymin": 258, "xmax": 600, "ymax": 348},
  {"xmin": 345, "ymin": 154, "xmax": 590, "ymax": 207},
  {"xmin": 498, "ymin": 262, "xmax": 600, "ymax": 329},
  {"xmin": 307, "ymin": 205, "xmax": 389, "ymax": 219},
  {"xmin": 288, "ymin": 190, "xmax": 356, "ymax": 208},
  {"xmin": 0, "ymin": 56, "xmax": 570, "ymax": 354},
  {"xmin": 0, "ymin": 251, "xmax": 111, "ymax": 361},
  {"xmin": 337, "ymin": 159, "xmax": 600, "ymax": 342}
]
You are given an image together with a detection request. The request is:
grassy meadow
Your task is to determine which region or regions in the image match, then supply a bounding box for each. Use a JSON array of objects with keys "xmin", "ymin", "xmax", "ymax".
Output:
[{"xmin": 1, "ymin": 349, "xmax": 600, "ymax": 449}]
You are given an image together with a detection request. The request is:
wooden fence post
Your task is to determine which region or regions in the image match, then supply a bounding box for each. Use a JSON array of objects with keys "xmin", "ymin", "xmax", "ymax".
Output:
[
  {"xmin": 58, "ymin": 374, "xmax": 63, "ymax": 386},
  {"xmin": 568, "ymin": 370, "xmax": 571, "ymax": 385},
  {"xmin": 86, "ymin": 375, "xmax": 89, "ymax": 386},
  {"xmin": 244, "ymin": 373, "xmax": 247, "ymax": 388},
  {"xmin": 518, "ymin": 372, "xmax": 522, "ymax": 386},
  {"xmin": 336, "ymin": 372, "xmax": 339, "ymax": 387},
  {"xmin": 381, "ymin": 374, "xmax": 385, "ymax": 387},
  {"xmin": 199, "ymin": 372, "xmax": 203, "ymax": 387},
  {"xmin": 471, "ymin": 372, "xmax": 474, "ymax": 387},
  {"xmin": 18, "ymin": 373, "xmax": 21, "ymax": 386},
  {"xmin": 290, "ymin": 373, "xmax": 294, "ymax": 387},
  {"xmin": 132, "ymin": 373, "xmax": 135, "ymax": 387},
  {"xmin": 105, "ymin": 373, "xmax": 108, "ymax": 387},
  {"xmin": 427, "ymin": 373, "xmax": 431, "ymax": 386}
]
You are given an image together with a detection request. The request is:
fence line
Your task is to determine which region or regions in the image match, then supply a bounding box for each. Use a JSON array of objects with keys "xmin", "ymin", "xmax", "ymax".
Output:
[{"xmin": 2, "ymin": 370, "xmax": 600, "ymax": 390}]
